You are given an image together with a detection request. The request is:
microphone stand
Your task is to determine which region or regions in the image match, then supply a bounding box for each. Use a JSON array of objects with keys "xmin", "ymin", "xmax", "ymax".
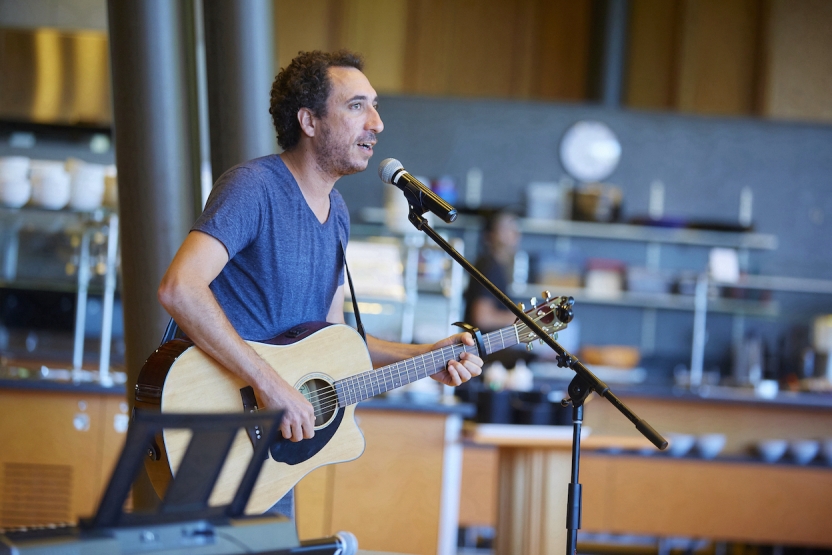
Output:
[{"xmin": 402, "ymin": 204, "xmax": 668, "ymax": 555}]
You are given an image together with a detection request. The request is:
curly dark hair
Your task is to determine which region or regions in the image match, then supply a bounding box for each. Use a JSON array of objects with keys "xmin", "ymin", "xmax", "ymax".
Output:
[{"xmin": 269, "ymin": 50, "xmax": 365, "ymax": 151}]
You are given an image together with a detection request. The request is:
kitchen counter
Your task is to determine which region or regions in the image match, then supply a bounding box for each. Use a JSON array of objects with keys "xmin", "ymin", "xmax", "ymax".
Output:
[
  {"xmin": 539, "ymin": 377, "xmax": 832, "ymax": 410},
  {"xmin": 0, "ymin": 363, "xmax": 127, "ymax": 394}
]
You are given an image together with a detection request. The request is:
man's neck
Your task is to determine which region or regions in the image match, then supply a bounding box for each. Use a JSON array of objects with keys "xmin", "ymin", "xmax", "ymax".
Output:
[{"xmin": 281, "ymin": 148, "xmax": 337, "ymax": 223}]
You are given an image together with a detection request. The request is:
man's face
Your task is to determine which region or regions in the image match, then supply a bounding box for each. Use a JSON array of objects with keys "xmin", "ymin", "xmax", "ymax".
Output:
[{"xmin": 313, "ymin": 66, "xmax": 383, "ymax": 177}]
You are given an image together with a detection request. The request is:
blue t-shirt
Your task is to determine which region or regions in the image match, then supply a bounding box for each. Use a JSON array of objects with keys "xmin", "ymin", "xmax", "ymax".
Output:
[{"xmin": 192, "ymin": 155, "xmax": 349, "ymax": 341}]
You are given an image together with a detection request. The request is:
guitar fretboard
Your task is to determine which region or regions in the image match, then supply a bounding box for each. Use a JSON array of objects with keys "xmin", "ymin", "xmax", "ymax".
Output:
[{"xmin": 334, "ymin": 325, "xmax": 520, "ymax": 407}]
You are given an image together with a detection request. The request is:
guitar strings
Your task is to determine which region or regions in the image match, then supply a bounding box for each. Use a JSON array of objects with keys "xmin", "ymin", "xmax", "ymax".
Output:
[
  {"xmin": 298, "ymin": 343, "xmax": 473, "ymax": 414},
  {"xmin": 294, "ymin": 319, "xmax": 556, "ymax": 419},
  {"xmin": 299, "ymin": 340, "xmax": 494, "ymax": 418}
]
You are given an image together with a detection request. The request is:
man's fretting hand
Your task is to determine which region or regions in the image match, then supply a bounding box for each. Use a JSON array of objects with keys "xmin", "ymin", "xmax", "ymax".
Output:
[{"xmin": 429, "ymin": 332, "xmax": 484, "ymax": 386}]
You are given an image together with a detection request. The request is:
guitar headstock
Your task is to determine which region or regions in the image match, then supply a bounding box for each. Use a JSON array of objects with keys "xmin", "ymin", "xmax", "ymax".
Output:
[{"xmin": 515, "ymin": 291, "xmax": 574, "ymax": 349}]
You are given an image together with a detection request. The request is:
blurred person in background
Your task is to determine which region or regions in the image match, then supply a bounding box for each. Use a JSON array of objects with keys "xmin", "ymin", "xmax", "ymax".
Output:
[{"xmin": 464, "ymin": 210, "xmax": 522, "ymax": 332}]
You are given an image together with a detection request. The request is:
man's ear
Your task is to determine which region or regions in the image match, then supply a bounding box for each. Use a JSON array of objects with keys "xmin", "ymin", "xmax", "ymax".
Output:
[{"xmin": 298, "ymin": 108, "xmax": 316, "ymax": 138}]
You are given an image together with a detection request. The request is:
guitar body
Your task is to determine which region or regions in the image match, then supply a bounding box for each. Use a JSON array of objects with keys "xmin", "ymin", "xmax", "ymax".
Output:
[{"xmin": 135, "ymin": 322, "xmax": 371, "ymax": 514}]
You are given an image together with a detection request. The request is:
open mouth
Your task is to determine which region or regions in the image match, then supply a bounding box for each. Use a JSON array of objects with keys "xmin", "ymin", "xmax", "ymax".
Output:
[{"xmin": 357, "ymin": 141, "xmax": 374, "ymax": 152}]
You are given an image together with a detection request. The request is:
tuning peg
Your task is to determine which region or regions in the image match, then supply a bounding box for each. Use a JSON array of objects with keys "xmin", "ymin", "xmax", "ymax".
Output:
[
  {"xmin": 542, "ymin": 290, "xmax": 551, "ymax": 300},
  {"xmin": 517, "ymin": 301, "xmax": 525, "ymax": 311},
  {"xmin": 529, "ymin": 296, "xmax": 537, "ymax": 307},
  {"xmin": 526, "ymin": 343, "xmax": 534, "ymax": 351}
]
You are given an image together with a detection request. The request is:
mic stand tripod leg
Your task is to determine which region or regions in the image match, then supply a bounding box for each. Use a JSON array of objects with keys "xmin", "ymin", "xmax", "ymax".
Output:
[{"xmin": 563, "ymin": 371, "xmax": 593, "ymax": 555}]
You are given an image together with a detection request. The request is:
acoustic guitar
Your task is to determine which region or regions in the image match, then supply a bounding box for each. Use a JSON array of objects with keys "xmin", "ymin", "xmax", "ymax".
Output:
[{"xmin": 135, "ymin": 294, "xmax": 574, "ymax": 514}]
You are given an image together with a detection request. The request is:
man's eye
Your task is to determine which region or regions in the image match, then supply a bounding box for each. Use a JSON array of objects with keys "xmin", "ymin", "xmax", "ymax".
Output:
[{"xmin": 350, "ymin": 103, "xmax": 361, "ymax": 110}]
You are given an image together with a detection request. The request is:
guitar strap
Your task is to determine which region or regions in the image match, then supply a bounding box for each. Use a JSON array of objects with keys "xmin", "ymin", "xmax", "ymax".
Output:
[{"xmin": 341, "ymin": 242, "xmax": 367, "ymax": 343}]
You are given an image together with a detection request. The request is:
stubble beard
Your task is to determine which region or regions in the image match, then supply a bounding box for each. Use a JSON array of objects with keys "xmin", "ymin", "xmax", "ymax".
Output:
[{"xmin": 315, "ymin": 123, "xmax": 367, "ymax": 178}]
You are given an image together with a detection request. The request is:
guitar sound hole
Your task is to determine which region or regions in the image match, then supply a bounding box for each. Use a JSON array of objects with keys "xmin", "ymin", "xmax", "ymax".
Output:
[{"xmin": 298, "ymin": 378, "xmax": 337, "ymax": 428}]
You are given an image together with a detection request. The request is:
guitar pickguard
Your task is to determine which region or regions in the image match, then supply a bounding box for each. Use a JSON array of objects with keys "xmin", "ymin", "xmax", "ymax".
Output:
[{"xmin": 269, "ymin": 406, "xmax": 344, "ymax": 464}]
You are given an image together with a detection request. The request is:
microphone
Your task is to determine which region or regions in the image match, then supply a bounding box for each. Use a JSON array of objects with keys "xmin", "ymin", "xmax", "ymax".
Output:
[
  {"xmin": 378, "ymin": 158, "xmax": 457, "ymax": 224},
  {"xmin": 295, "ymin": 531, "xmax": 358, "ymax": 554}
]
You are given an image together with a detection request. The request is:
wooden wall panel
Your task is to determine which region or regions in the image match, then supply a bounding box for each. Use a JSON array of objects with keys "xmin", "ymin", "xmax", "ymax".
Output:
[
  {"xmin": 764, "ymin": 0, "xmax": 832, "ymax": 123},
  {"xmin": 274, "ymin": 0, "xmax": 333, "ymax": 71},
  {"xmin": 531, "ymin": 0, "xmax": 593, "ymax": 101},
  {"xmin": 339, "ymin": 0, "xmax": 408, "ymax": 93},
  {"xmin": 675, "ymin": 0, "xmax": 762, "ymax": 115},
  {"xmin": 625, "ymin": 0, "xmax": 681, "ymax": 109},
  {"xmin": 275, "ymin": 0, "xmax": 592, "ymax": 101},
  {"xmin": 402, "ymin": 0, "xmax": 454, "ymax": 95},
  {"xmin": 273, "ymin": 0, "xmax": 832, "ymax": 122},
  {"xmin": 443, "ymin": 0, "xmax": 524, "ymax": 98}
]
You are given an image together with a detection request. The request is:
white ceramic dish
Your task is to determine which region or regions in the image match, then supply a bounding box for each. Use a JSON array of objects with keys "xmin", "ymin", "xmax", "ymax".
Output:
[
  {"xmin": 789, "ymin": 439, "xmax": 820, "ymax": 465},
  {"xmin": 756, "ymin": 439, "xmax": 788, "ymax": 463},
  {"xmin": 696, "ymin": 433, "xmax": 726, "ymax": 459},
  {"xmin": 667, "ymin": 433, "xmax": 696, "ymax": 457}
]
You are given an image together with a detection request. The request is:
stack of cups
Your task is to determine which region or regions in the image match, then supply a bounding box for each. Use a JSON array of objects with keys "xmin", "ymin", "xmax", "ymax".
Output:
[
  {"xmin": 0, "ymin": 156, "xmax": 32, "ymax": 208},
  {"xmin": 30, "ymin": 160, "xmax": 71, "ymax": 210},
  {"xmin": 67, "ymin": 158, "xmax": 106, "ymax": 211}
]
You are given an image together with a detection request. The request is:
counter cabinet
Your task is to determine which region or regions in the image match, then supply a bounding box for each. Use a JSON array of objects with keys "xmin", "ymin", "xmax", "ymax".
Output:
[
  {"xmin": 0, "ymin": 385, "xmax": 127, "ymax": 528},
  {"xmin": 459, "ymin": 392, "xmax": 832, "ymax": 553}
]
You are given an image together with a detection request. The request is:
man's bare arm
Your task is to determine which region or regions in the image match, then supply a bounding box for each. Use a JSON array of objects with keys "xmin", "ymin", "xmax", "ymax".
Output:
[{"xmin": 158, "ymin": 230, "xmax": 315, "ymax": 442}]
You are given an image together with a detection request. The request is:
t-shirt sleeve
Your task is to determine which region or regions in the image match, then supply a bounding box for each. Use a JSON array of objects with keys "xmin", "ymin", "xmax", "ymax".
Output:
[{"xmin": 192, "ymin": 167, "xmax": 264, "ymax": 259}]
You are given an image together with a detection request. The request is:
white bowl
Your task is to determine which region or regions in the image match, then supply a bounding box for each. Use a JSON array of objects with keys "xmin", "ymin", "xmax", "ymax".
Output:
[
  {"xmin": 789, "ymin": 440, "xmax": 820, "ymax": 465},
  {"xmin": 0, "ymin": 178, "xmax": 32, "ymax": 208},
  {"xmin": 696, "ymin": 433, "xmax": 726, "ymax": 460},
  {"xmin": 756, "ymin": 439, "xmax": 788, "ymax": 463},
  {"xmin": 667, "ymin": 433, "xmax": 696, "ymax": 457}
]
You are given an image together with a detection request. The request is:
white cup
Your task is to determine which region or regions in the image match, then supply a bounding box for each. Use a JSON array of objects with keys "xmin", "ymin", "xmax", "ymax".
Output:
[
  {"xmin": 30, "ymin": 163, "xmax": 71, "ymax": 210},
  {"xmin": 0, "ymin": 156, "xmax": 30, "ymax": 181},
  {"xmin": 68, "ymin": 162, "xmax": 106, "ymax": 211},
  {"xmin": 0, "ymin": 178, "xmax": 32, "ymax": 208}
]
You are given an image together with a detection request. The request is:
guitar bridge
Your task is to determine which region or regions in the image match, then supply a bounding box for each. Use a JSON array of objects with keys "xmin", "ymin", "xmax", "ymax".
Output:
[{"xmin": 240, "ymin": 386, "xmax": 267, "ymax": 460}]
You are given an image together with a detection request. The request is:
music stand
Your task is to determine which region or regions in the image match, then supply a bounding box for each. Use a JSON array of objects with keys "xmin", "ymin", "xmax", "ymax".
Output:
[{"xmin": 85, "ymin": 409, "xmax": 285, "ymax": 528}]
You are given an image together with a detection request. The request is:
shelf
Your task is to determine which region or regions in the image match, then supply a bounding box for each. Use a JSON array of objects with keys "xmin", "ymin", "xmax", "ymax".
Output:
[
  {"xmin": 0, "ymin": 279, "xmax": 110, "ymax": 295},
  {"xmin": 0, "ymin": 206, "xmax": 115, "ymax": 232},
  {"xmin": 360, "ymin": 207, "xmax": 777, "ymax": 249},
  {"xmin": 518, "ymin": 218, "xmax": 778, "ymax": 250},
  {"xmin": 518, "ymin": 283, "xmax": 780, "ymax": 317},
  {"xmin": 714, "ymin": 274, "xmax": 832, "ymax": 295}
]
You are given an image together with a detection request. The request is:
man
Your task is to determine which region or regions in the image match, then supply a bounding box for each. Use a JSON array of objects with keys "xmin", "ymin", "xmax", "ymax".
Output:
[{"xmin": 157, "ymin": 51, "xmax": 483, "ymax": 512}]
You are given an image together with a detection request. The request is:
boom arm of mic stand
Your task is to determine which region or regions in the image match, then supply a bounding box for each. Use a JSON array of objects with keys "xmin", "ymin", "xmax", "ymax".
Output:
[{"xmin": 406, "ymin": 210, "xmax": 668, "ymax": 451}]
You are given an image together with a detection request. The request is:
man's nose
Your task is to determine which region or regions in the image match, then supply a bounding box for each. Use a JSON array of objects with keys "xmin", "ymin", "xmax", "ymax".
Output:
[{"xmin": 368, "ymin": 107, "xmax": 383, "ymax": 134}]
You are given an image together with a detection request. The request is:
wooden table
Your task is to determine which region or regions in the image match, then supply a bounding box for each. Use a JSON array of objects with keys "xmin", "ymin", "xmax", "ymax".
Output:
[{"xmin": 466, "ymin": 424, "xmax": 654, "ymax": 555}]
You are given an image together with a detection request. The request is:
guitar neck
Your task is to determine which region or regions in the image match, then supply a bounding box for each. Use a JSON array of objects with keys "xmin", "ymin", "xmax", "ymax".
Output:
[{"xmin": 334, "ymin": 324, "xmax": 520, "ymax": 407}]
